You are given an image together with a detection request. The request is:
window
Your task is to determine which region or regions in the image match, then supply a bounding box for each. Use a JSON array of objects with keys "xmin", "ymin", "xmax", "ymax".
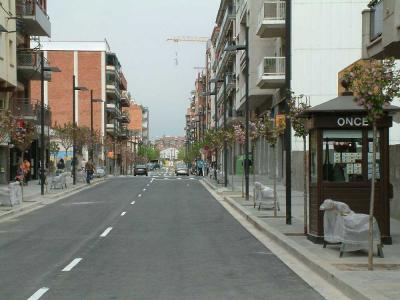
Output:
[
  {"xmin": 368, "ymin": 131, "xmax": 381, "ymax": 180},
  {"xmin": 322, "ymin": 130, "xmax": 363, "ymax": 183},
  {"xmin": 310, "ymin": 131, "xmax": 318, "ymax": 184}
]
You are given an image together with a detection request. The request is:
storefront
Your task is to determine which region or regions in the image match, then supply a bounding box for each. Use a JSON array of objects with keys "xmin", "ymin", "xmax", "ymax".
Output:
[{"xmin": 303, "ymin": 94, "xmax": 400, "ymax": 244}]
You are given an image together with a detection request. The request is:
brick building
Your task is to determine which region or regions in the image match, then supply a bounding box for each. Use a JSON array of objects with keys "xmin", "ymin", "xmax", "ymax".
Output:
[{"xmin": 31, "ymin": 40, "xmax": 131, "ymax": 175}]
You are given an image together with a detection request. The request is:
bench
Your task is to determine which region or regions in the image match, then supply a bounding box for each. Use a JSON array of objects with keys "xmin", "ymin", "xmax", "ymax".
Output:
[
  {"xmin": 253, "ymin": 182, "xmax": 279, "ymax": 211},
  {"xmin": 320, "ymin": 199, "xmax": 384, "ymax": 258}
]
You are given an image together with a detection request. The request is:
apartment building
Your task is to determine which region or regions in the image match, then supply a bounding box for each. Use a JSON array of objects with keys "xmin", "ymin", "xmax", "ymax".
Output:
[
  {"xmin": 0, "ymin": 0, "xmax": 17, "ymax": 184},
  {"xmin": 141, "ymin": 106, "xmax": 150, "ymax": 145},
  {"xmin": 30, "ymin": 40, "xmax": 131, "ymax": 175},
  {"xmin": 0, "ymin": 0, "xmax": 52, "ymax": 183}
]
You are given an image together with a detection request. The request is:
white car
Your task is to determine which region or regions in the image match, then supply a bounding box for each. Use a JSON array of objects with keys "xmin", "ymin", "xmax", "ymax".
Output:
[{"xmin": 95, "ymin": 167, "xmax": 106, "ymax": 178}]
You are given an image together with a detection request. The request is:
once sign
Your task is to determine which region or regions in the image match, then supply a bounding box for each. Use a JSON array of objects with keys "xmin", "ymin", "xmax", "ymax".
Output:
[{"xmin": 337, "ymin": 117, "xmax": 368, "ymax": 127}]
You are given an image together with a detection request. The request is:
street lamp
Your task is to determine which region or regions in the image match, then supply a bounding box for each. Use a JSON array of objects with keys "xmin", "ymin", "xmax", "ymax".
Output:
[
  {"xmin": 72, "ymin": 75, "xmax": 88, "ymax": 185},
  {"xmin": 224, "ymin": 26, "xmax": 249, "ymax": 200},
  {"xmin": 90, "ymin": 90, "xmax": 104, "ymax": 161},
  {"xmin": 40, "ymin": 52, "xmax": 61, "ymax": 195}
]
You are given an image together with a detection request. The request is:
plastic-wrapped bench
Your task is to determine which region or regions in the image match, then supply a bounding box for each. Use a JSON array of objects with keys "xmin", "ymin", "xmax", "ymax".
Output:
[
  {"xmin": 253, "ymin": 182, "xmax": 279, "ymax": 211},
  {"xmin": 320, "ymin": 199, "xmax": 384, "ymax": 258},
  {"xmin": 50, "ymin": 173, "xmax": 67, "ymax": 190}
]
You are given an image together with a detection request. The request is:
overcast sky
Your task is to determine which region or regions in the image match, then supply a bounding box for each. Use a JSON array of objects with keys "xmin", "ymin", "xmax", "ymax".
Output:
[{"xmin": 47, "ymin": 0, "xmax": 219, "ymax": 140}]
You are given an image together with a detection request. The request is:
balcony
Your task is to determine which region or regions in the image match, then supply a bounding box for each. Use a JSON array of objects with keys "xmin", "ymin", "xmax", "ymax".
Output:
[
  {"xmin": 106, "ymin": 82, "xmax": 121, "ymax": 100},
  {"xmin": 120, "ymin": 91, "xmax": 130, "ymax": 107},
  {"xmin": 11, "ymin": 98, "xmax": 51, "ymax": 127},
  {"xmin": 16, "ymin": 0, "xmax": 51, "ymax": 37},
  {"xmin": 225, "ymin": 73, "xmax": 236, "ymax": 96},
  {"xmin": 215, "ymin": 6, "xmax": 236, "ymax": 52},
  {"xmin": 120, "ymin": 113, "xmax": 130, "ymax": 124},
  {"xmin": 119, "ymin": 72, "xmax": 128, "ymax": 90},
  {"xmin": 256, "ymin": 1, "xmax": 286, "ymax": 38},
  {"xmin": 106, "ymin": 103, "xmax": 119, "ymax": 116},
  {"xmin": 118, "ymin": 128, "xmax": 130, "ymax": 140},
  {"xmin": 216, "ymin": 40, "xmax": 235, "ymax": 77},
  {"xmin": 257, "ymin": 57, "xmax": 285, "ymax": 89},
  {"xmin": 17, "ymin": 50, "xmax": 46, "ymax": 81},
  {"xmin": 362, "ymin": 0, "xmax": 400, "ymax": 59}
]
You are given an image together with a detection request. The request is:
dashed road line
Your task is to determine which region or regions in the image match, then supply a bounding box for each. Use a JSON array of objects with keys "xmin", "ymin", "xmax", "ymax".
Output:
[
  {"xmin": 121, "ymin": 211, "xmax": 126, "ymax": 216},
  {"xmin": 62, "ymin": 258, "xmax": 82, "ymax": 272},
  {"xmin": 27, "ymin": 288, "xmax": 49, "ymax": 300},
  {"xmin": 137, "ymin": 194, "xmax": 142, "ymax": 198},
  {"xmin": 100, "ymin": 227, "xmax": 113, "ymax": 237},
  {"xmin": 131, "ymin": 201, "xmax": 136, "ymax": 205},
  {"xmin": 143, "ymin": 188, "xmax": 146, "ymax": 191}
]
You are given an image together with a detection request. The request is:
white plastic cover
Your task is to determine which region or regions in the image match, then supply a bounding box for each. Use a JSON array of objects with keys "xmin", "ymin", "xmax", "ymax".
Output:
[
  {"xmin": 254, "ymin": 182, "xmax": 275, "ymax": 209},
  {"xmin": 320, "ymin": 199, "xmax": 381, "ymax": 252}
]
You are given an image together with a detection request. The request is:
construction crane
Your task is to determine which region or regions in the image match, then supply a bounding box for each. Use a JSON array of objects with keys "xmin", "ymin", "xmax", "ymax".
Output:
[{"xmin": 166, "ymin": 36, "xmax": 209, "ymax": 66}]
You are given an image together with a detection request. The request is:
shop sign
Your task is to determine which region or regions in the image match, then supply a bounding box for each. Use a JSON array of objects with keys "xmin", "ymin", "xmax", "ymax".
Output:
[{"xmin": 337, "ymin": 117, "xmax": 368, "ymax": 127}]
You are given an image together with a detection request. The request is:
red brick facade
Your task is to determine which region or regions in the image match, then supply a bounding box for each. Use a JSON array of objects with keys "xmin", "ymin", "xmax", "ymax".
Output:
[{"xmin": 31, "ymin": 51, "xmax": 103, "ymax": 132}]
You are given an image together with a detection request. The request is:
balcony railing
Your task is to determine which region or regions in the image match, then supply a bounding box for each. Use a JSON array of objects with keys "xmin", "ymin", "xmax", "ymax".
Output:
[
  {"xmin": 257, "ymin": 0, "xmax": 286, "ymax": 38},
  {"xmin": 257, "ymin": 57, "xmax": 285, "ymax": 88},
  {"xmin": 370, "ymin": 0, "xmax": 383, "ymax": 41},
  {"xmin": 16, "ymin": 0, "xmax": 51, "ymax": 36},
  {"xmin": 216, "ymin": 6, "xmax": 236, "ymax": 52},
  {"xmin": 11, "ymin": 98, "xmax": 51, "ymax": 126},
  {"xmin": 225, "ymin": 73, "xmax": 236, "ymax": 93}
]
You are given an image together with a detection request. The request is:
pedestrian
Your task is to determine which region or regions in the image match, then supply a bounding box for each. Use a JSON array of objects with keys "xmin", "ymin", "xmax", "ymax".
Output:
[
  {"xmin": 57, "ymin": 158, "xmax": 65, "ymax": 171},
  {"xmin": 197, "ymin": 159, "xmax": 204, "ymax": 176},
  {"xmin": 15, "ymin": 162, "xmax": 24, "ymax": 183},
  {"xmin": 85, "ymin": 159, "xmax": 95, "ymax": 184},
  {"xmin": 23, "ymin": 159, "xmax": 31, "ymax": 185}
]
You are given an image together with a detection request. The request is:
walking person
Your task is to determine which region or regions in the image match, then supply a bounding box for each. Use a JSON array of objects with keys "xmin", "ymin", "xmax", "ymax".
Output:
[
  {"xmin": 85, "ymin": 159, "xmax": 95, "ymax": 184},
  {"xmin": 23, "ymin": 159, "xmax": 31, "ymax": 185}
]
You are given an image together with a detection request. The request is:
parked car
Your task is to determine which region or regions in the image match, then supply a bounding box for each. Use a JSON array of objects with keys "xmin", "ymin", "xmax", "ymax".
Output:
[
  {"xmin": 175, "ymin": 163, "xmax": 189, "ymax": 176},
  {"xmin": 95, "ymin": 167, "xmax": 106, "ymax": 178},
  {"xmin": 147, "ymin": 163, "xmax": 155, "ymax": 171},
  {"xmin": 134, "ymin": 165, "xmax": 148, "ymax": 176}
]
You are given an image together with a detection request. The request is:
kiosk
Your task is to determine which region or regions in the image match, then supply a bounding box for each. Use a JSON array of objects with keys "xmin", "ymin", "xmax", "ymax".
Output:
[{"xmin": 303, "ymin": 93, "xmax": 400, "ymax": 244}]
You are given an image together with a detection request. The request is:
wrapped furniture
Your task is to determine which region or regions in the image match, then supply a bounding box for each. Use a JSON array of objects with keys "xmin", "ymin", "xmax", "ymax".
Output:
[{"xmin": 320, "ymin": 199, "xmax": 384, "ymax": 257}]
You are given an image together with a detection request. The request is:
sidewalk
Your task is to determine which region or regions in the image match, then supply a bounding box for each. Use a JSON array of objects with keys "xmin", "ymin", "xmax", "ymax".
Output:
[
  {"xmin": 0, "ymin": 175, "xmax": 107, "ymax": 220},
  {"xmin": 203, "ymin": 176, "xmax": 400, "ymax": 300}
]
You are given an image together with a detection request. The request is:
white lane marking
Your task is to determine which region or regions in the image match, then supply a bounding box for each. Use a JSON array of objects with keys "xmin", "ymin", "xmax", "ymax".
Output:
[
  {"xmin": 143, "ymin": 188, "xmax": 146, "ymax": 191},
  {"xmin": 62, "ymin": 258, "xmax": 83, "ymax": 272},
  {"xmin": 137, "ymin": 194, "xmax": 142, "ymax": 198},
  {"xmin": 146, "ymin": 184, "xmax": 150, "ymax": 186},
  {"xmin": 190, "ymin": 178, "xmax": 195, "ymax": 180},
  {"xmin": 100, "ymin": 227, "xmax": 113, "ymax": 237},
  {"xmin": 177, "ymin": 178, "xmax": 182, "ymax": 180},
  {"xmin": 131, "ymin": 201, "xmax": 136, "ymax": 205},
  {"xmin": 121, "ymin": 211, "xmax": 126, "ymax": 216},
  {"xmin": 27, "ymin": 288, "xmax": 49, "ymax": 300}
]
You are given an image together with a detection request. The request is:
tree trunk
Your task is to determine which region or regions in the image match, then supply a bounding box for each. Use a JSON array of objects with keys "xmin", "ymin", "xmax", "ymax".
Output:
[
  {"xmin": 303, "ymin": 135, "xmax": 308, "ymax": 234},
  {"xmin": 368, "ymin": 121, "xmax": 377, "ymax": 271}
]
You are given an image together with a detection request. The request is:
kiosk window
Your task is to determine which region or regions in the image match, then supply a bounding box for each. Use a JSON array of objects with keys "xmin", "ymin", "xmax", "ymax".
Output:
[
  {"xmin": 368, "ymin": 131, "xmax": 381, "ymax": 180},
  {"xmin": 310, "ymin": 131, "xmax": 318, "ymax": 183},
  {"xmin": 323, "ymin": 130, "xmax": 363, "ymax": 182}
]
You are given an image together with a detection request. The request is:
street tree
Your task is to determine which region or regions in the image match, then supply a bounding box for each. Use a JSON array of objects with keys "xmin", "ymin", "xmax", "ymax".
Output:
[
  {"xmin": 344, "ymin": 58, "xmax": 400, "ymax": 270},
  {"xmin": 53, "ymin": 123, "xmax": 74, "ymax": 159},
  {"xmin": 10, "ymin": 119, "xmax": 38, "ymax": 162},
  {"xmin": 0, "ymin": 110, "xmax": 11, "ymax": 144},
  {"xmin": 288, "ymin": 92, "xmax": 311, "ymax": 234},
  {"xmin": 261, "ymin": 113, "xmax": 285, "ymax": 216}
]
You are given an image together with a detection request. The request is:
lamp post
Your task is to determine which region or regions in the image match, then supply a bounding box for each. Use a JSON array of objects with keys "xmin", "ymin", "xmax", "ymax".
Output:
[
  {"xmin": 40, "ymin": 52, "xmax": 61, "ymax": 195},
  {"xmin": 90, "ymin": 90, "xmax": 104, "ymax": 161},
  {"xmin": 224, "ymin": 26, "xmax": 249, "ymax": 200},
  {"xmin": 72, "ymin": 75, "xmax": 88, "ymax": 185}
]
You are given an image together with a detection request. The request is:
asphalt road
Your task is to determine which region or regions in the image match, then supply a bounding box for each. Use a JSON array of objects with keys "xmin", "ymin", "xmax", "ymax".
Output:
[{"xmin": 0, "ymin": 173, "xmax": 323, "ymax": 300}]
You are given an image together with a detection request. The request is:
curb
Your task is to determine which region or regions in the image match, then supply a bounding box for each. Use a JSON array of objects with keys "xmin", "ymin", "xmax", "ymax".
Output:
[
  {"xmin": 201, "ymin": 178, "xmax": 383, "ymax": 300},
  {"xmin": 0, "ymin": 179, "xmax": 107, "ymax": 221}
]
